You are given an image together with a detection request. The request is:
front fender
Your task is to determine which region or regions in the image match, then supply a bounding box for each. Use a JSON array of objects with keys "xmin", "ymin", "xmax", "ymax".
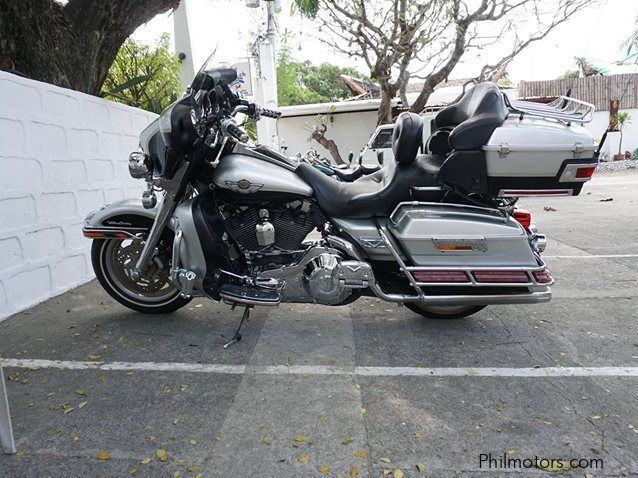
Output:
[{"xmin": 83, "ymin": 198, "xmax": 172, "ymax": 239}]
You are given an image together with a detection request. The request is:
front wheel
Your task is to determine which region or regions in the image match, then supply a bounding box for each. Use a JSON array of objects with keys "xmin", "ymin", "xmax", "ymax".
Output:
[
  {"xmin": 91, "ymin": 238, "xmax": 191, "ymax": 314},
  {"xmin": 405, "ymin": 303, "xmax": 486, "ymax": 320}
]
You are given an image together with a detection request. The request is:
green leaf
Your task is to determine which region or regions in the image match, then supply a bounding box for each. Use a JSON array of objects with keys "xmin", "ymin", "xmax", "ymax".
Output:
[{"xmin": 107, "ymin": 74, "xmax": 151, "ymax": 95}]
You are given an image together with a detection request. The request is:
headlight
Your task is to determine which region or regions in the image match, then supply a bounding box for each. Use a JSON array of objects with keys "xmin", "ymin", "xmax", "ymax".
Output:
[{"xmin": 128, "ymin": 150, "xmax": 149, "ymax": 179}]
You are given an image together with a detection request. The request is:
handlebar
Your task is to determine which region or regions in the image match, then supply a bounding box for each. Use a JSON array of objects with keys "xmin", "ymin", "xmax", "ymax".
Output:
[
  {"xmin": 221, "ymin": 118, "xmax": 249, "ymax": 143},
  {"xmin": 259, "ymin": 107, "xmax": 281, "ymax": 119}
]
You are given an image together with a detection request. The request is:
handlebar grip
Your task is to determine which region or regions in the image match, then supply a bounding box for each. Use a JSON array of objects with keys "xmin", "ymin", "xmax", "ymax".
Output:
[
  {"xmin": 260, "ymin": 107, "xmax": 282, "ymax": 119},
  {"xmin": 225, "ymin": 122, "xmax": 249, "ymax": 143}
]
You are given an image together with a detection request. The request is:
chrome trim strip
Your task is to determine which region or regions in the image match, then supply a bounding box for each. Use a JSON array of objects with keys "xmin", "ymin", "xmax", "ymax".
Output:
[
  {"xmin": 82, "ymin": 226, "xmax": 147, "ymax": 239},
  {"xmin": 498, "ymin": 189, "xmax": 573, "ymax": 197}
]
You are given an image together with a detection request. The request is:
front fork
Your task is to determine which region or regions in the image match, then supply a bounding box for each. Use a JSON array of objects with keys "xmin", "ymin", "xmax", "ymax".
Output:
[{"xmin": 131, "ymin": 192, "xmax": 175, "ymax": 281}]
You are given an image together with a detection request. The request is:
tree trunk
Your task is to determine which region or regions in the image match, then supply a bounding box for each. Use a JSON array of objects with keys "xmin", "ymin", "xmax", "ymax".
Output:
[
  {"xmin": 0, "ymin": 0, "xmax": 179, "ymax": 95},
  {"xmin": 310, "ymin": 131, "xmax": 345, "ymax": 165},
  {"xmin": 377, "ymin": 88, "xmax": 395, "ymax": 125},
  {"xmin": 409, "ymin": 82, "xmax": 435, "ymax": 114}
]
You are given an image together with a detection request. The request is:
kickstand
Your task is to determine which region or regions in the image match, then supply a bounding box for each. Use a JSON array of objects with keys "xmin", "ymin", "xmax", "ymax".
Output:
[{"xmin": 223, "ymin": 305, "xmax": 252, "ymax": 349}]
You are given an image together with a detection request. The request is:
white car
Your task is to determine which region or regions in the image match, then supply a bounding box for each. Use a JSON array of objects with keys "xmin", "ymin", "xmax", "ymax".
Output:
[{"xmin": 358, "ymin": 113, "xmax": 436, "ymax": 166}]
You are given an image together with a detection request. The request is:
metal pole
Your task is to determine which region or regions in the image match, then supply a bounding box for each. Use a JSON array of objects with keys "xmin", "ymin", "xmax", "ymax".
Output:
[
  {"xmin": 174, "ymin": 0, "xmax": 196, "ymax": 90},
  {"xmin": 0, "ymin": 366, "xmax": 16, "ymax": 454}
]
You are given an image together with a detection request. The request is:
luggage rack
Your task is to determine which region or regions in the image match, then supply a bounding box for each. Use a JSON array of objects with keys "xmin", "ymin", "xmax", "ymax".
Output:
[{"xmin": 507, "ymin": 95, "xmax": 595, "ymax": 124}]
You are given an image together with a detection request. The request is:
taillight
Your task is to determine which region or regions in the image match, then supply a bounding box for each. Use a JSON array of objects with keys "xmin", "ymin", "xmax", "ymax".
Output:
[
  {"xmin": 512, "ymin": 209, "xmax": 532, "ymax": 229},
  {"xmin": 533, "ymin": 268, "xmax": 553, "ymax": 284},
  {"xmin": 575, "ymin": 166, "xmax": 596, "ymax": 179},
  {"xmin": 412, "ymin": 270, "xmax": 470, "ymax": 283},
  {"xmin": 473, "ymin": 270, "xmax": 530, "ymax": 283}
]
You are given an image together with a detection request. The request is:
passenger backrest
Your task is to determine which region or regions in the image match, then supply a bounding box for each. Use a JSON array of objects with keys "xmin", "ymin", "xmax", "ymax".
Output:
[
  {"xmin": 391, "ymin": 112, "xmax": 423, "ymax": 165},
  {"xmin": 433, "ymin": 82, "xmax": 508, "ymax": 151}
]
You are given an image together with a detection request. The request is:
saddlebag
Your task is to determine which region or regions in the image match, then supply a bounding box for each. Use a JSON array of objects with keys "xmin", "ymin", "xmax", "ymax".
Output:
[{"xmin": 389, "ymin": 202, "xmax": 543, "ymax": 273}]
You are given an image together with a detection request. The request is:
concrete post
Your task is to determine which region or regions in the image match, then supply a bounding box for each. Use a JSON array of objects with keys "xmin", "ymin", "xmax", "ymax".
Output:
[
  {"xmin": 0, "ymin": 367, "xmax": 16, "ymax": 454},
  {"xmin": 174, "ymin": 0, "xmax": 196, "ymax": 90},
  {"xmin": 255, "ymin": 1, "xmax": 279, "ymax": 149}
]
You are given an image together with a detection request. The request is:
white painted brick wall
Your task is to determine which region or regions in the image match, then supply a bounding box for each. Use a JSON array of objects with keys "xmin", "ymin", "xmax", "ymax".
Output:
[{"xmin": 0, "ymin": 71, "xmax": 157, "ymax": 320}]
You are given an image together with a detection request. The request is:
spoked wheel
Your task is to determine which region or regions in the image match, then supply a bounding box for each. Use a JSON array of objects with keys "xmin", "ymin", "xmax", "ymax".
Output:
[
  {"xmin": 405, "ymin": 303, "xmax": 486, "ymax": 320},
  {"xmin": 91, "ymin": 237, "xmax": 191, "ymax": 314}
]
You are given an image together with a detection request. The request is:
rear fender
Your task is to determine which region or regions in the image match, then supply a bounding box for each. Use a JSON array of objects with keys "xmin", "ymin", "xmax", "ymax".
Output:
[{"xmin": 82, "ymin": 198, "xmax": 173, "ymax": 239}]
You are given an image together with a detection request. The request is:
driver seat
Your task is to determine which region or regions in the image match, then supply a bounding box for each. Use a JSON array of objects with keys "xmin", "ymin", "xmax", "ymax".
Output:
[{"xmin": 296, "ymin": 112, "xmax": 444, "ymax": 219}]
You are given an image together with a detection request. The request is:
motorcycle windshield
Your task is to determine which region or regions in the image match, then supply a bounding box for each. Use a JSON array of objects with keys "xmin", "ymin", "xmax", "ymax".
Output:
[{"xmin": 190, "ymin": 48, "xmax": 238, "ymax": 92}]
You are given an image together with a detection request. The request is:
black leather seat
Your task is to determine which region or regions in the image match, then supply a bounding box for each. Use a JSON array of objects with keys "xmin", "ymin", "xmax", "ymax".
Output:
[
  {"xmin": 433, "ymin": 82, "xmax": 508, "ymax": 150},
  {"xmin": 296, "ymin": 112, "xmax": 444, "ymax": 218}
]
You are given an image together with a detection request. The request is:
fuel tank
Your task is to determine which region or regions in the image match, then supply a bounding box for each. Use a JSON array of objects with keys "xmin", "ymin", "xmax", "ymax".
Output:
[{"xmin": 213, "ymin": 153, "xmax": 313, "ymax": 199}]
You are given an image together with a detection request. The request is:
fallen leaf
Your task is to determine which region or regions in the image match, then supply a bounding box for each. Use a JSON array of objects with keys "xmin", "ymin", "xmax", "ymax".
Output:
[
  {"xmin": 78, "ymin": 401, "xmax": 88, "ymax": 409},
  {"xmin": 189, "ymin": 439, "xmax": 197, "ymax": 445},
  {"xmin": 319, "ymin": 465, "xmax": 331, "ymax": 473},
  {"xmin": 379, "ymin": 457, "xmax": 391, "ymax": 463},
  {"xmin": 590, "ymin": 415, "xmax": 602, "ymax": 420},
  {"xmin": 506, "ymin": 450, "xmax": 516, "ymax": 455},
  {"xmin": 295, "ymin": 435, "xmax": 308, "ymax": 443},
  {"xmin": 496, "ymin": 402, "xmax": 507, "ymax": 412},
  {"xmin": 140, "ymin": 457, "xmax": 151, "ymax": 465},
  {"xmin": 97, "ymin": 451, "xmax": 110, "ymax": 461},
  {"xmin": 180, "ymin": 384, "xmax": 189, "ymax": 392},
  {"xmin": 466, "ymin": 369, "xmax": 480, "ymax": 376},
  {"xmin": 156, "ymin": 448, "xmax": 167, "ymax": 462},
  {"xmin": 342, "ymin": 439, "xmax": 354, "ymax": 445},
  {"xmin": 46, "ymin": 429, "xmax": 60, "ymax": 436},
  {"xmin": 317, "ymin": 415, "xmax": 326, "ymax": 423},
  {"xmin": 394, "ymin": 469, "xmax": 404, "ymax": 478},
  {"xmin": 187, "ymin": 466, "xmax": 200, "ymax": 472},
  {"xmin": 353, "ymin": 384, "xmax": 361, "ymax": 390},
  {"xmin": 72, "ymin": 436, "xmax": 80, "ymax": 443},
  {"xmin": 15, "ymin": 451, "xmax": 25, "ymax": 457},
  {"xmin": 87, "ymin": 355, "xmax": 101, "ymax": 361},
  {"xmin": 172, "ymin": 418, "xmax": 180, "ymax": 426},
  {"xmin": 297, "ymin": 455, "xmax": 310, "ymax": 463},
  {"xmin": 354, "ymin": 451, "xmax": 368, "ymax": 458},
  {"xmin": 128, "ymin": 467, "xmax": 137, "ymax": 474},
  {"xmin": 416, "ymin": 463, "xmax": 426, "ymax": 473},
  {"xmin": 75, "ymin": 389, "xmax": 86, "ymax": 396},
  {"xmin": 261, "ymin": 436, "xmax": 271, "ymax": 445},
  {"xmin": 349, "ymin": 467, "xmax": 360, "ymax": 477},
  {"xmin": 413, "ymin": 431, "xmax": 422, "ymax": 439},
  {"xmin": 543, "ymin": 206, "xmax": 557, "ymax": 212},
  {"xmin": 63, "ymin": 407, "xmax": 75, "ymax": 415},
  {"xmin": 215, "ymin": 435, "xmax": 223, "ymax": 441},
  {"xmin": 360, "ymin": 407, "xmax": 367, "ymax": 414}
]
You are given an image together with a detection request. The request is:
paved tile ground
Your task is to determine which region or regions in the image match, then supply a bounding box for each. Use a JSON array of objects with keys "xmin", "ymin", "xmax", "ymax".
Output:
[{"xmin": 1, "ymin": 170, "xmax": 637, "ymax": 477}]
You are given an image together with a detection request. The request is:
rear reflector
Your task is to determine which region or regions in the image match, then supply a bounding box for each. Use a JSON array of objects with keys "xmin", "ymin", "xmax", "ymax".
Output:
[
  {"xmin": 436, "ymin": 245, "xmax": 473, "ymax": 251},
  {"xmin": 512, "ymin": 209, "xmax": 531, "ymax": 229},
  {"xmin": 412, "ymin": 270, "xmax": 470, "ymax": 283},
  {"xmin": 575, "ymin": 166, "xmax": 596, "ymax": 179},
  {"xmin": 473, "ymin": 270, "xmax": 530, "ymax": 283},
  {"xmin": 533, "ymin": 268, "xmax": 553, "ymax": 284}
]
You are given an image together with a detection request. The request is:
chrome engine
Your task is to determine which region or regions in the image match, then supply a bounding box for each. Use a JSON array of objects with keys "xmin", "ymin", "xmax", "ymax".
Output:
[
  {"xmin": 261, "ymin": 245, "xmax": 374, "ymax": 305},
  {"xmin": 220, "ymin": 200, "xmax": 317, "ymax": 253}
]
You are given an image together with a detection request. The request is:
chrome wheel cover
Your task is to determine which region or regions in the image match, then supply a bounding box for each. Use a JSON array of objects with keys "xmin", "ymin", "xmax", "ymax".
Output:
[{"xmin": 103, "ymin": 239, "xmax": 179, "ymax": 304}]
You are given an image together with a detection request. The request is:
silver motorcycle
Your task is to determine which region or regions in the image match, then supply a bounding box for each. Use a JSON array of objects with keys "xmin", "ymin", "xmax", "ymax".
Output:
[{"xmin": 83, "ymin": 55, "xmax": 599, "ymax": 343}]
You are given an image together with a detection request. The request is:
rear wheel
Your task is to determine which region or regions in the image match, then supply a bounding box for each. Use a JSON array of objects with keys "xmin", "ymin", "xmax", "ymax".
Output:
[
  {"xmin": 405, "ymin": 303, "xmax": 486, "ymax": 320},
  {"xmin": 91, "ymin": 237, "xmax": 191, "ymax": 314}
]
